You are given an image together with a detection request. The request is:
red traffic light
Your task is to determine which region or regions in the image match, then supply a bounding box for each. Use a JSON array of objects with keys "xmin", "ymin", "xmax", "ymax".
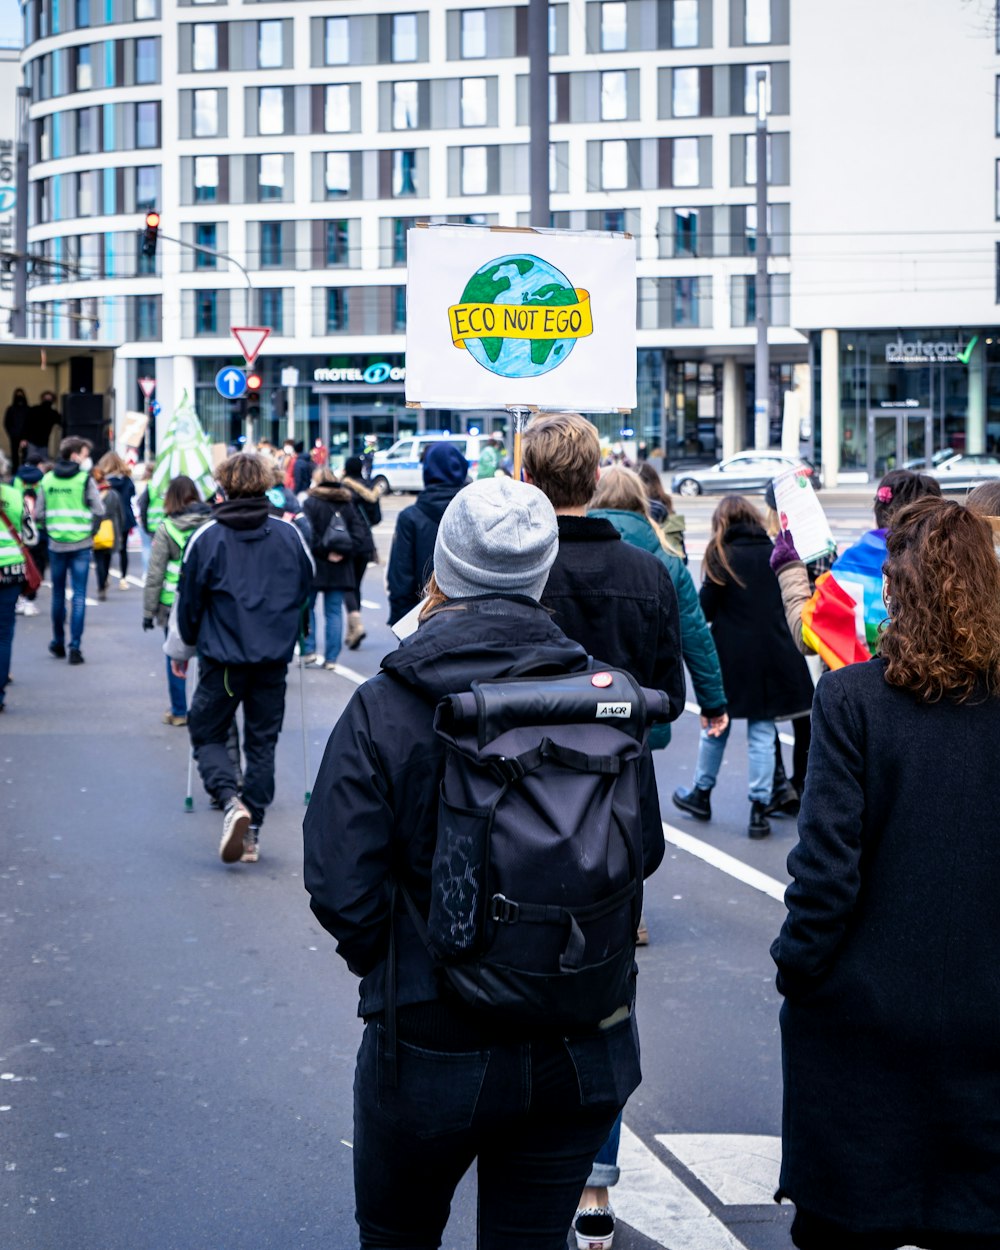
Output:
[
  {"xmin": 245, "ymin": 372, "xmax": 262, "ymax": 392},
  {"xmin": 141, "ymin": 210, "xmax": 160, "ymax": 258},
  {"xmin": 145, "ymin": 211, "xmax": 160, "ymax": 229}
]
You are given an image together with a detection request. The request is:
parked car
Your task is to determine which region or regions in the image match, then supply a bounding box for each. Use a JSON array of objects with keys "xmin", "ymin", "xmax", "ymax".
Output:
[
  {"xmin": 901, "ymin": 448, "xmax": 957, "ymax": 471},
  {"xmin": 370, "ymin": 432, "xmax": 480, "ymax": 493},
  {"xmin": 670, "ymin": 451, "xmax": 821, "ymax": 497},
  {"xmin": 925, "ymin": 452, "xmax": 1000, "ymax": 492}
]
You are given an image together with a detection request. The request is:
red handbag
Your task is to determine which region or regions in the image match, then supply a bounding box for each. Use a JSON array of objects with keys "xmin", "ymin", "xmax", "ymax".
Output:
[{"xmin": 0, "ymin": 506, "xmax": 41, "ymax": 593}]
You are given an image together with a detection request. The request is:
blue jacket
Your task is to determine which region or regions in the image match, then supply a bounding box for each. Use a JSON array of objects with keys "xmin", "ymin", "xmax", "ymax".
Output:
[{"xmin": 177, "ymin": 495, "xmax": 314, "ymax": 665}]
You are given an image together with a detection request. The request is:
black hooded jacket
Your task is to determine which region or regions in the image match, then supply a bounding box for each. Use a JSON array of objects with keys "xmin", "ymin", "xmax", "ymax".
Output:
[
  {"xmin": 386, "ymin": 482, "xmax": 466, "ymax": 623},
  {"xmin": 303, "ymin": 596, "xmax": 665, "ymax": 1020}
]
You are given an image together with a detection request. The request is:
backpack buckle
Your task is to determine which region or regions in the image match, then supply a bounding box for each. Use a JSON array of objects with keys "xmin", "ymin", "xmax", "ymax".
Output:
[
  {"xmin": 489, "ymin": 894, "xmax": 519, "ymax": 923},
  {"xmin": 492, "ymin": 756, "xmax": 525, "ymax": 784}
]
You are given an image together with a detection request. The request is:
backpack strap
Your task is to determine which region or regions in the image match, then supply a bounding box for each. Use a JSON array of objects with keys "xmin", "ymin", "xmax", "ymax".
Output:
[
  {"xmin": 489, "ymin": 880, "xmax": 637, "ymax": 971},
  {"xmin": 490, "ymin": 738, "xmax": 624, "ymax": 783}
]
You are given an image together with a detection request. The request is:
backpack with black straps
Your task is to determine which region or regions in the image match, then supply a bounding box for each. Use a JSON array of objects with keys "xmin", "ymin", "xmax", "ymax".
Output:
[{"xmin": 399, "ymin": 667, "xmax": 670, "ymax": 1031}]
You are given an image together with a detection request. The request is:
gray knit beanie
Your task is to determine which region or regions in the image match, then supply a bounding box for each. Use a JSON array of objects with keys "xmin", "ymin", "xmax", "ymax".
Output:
[{"xmin": 433, "ymin": 477, "xmax": 558, "ymax": 602}]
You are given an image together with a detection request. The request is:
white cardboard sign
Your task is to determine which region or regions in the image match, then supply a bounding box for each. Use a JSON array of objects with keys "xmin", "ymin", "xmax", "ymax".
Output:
[
  {"xmin": 404, "ymin": 225, "xmax": 637, "ymax": 412},
  {"xmin": 772, "ymin": 467, "xmax": 836, "ymax": 564}
]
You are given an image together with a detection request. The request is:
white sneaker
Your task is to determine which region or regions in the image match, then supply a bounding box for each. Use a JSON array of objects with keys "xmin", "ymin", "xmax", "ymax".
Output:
[
  {"xmin": 573, "ymin": 1205, "xmax": 615, "ymax": 1250},
  {"xmin": 240, "ymin": 826, "xmax": 260, "ymax": 863},
  {"xmin": 220, "ymin": 798, "xmax": 251, "ymax": 864},
  {"xmin": 22, "ymin": 601, "xmax": 38, "ymax": 616}
]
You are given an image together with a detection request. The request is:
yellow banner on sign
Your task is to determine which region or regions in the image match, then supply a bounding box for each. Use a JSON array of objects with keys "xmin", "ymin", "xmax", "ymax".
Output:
[{"xmin": 449, "ymin": 289, "xmax": 593, "ymax": 349}]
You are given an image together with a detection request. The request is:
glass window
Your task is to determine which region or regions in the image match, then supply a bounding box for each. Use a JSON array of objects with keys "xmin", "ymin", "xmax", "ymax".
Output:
[
  {"xmin": 325, "ymin": 152, "xmax": 350, "ymax": 197},
  {"xmin": 193, "ymin": 155, "xmax": 218, "ymax": 202},
  {"xmin": 601, "ymin": 139, "xmax": 627, "ymax": 190},
  {"xmin": 996, "ymin": 75, "xmax": 1000, "ymax": 137},
  {"xmin": 672, "ymin": 67, "xmax": 699, "ymax": 117},
  {"xmin": 193, "ymin": 88, "xmax": 218, "ymax": 137},
  {"xmin": 673, "ymin": 277, "xmax": 700, "ymax": 327},
  {"xmin": 136, "ymin": 165, "xmax": 158, "ymax": 211},
  {"xmin": 600, "ymin": 70, "xmax": 627, "ymax": 121},
  {"xmin": 325, "ymin": 16, "xmax": 348, "ymax": 65},
  {"xmin": 75, "ymin": 0, "xmax": 89, "ymax": 26},
  {"xmin": 604, "ymin": 208, "xmax": 625, "ymax": 233},
  {"xmin": 192, "ymin": 24, "xmax": 217, "ymax": 72},
  {"xmin": 76, "ymin": 45, "xmax": 92, "ymax": 91},
  {"xmin": 258, "ymin": 87, "xmax": 284, "ymax": 135},
  {"xmin": 600, "ymin": 2, "xmax": 626, "ymax": 52},
  {"xmin": 744, "ymin": 133, "xmax": 770, "ymax": 184},
  {"xmin": 195, "ymin": 222, "xmax": 217, "ymax": 267},
  {"xmin": 462, "ymin": 145, "xmax": 487, "ymax": 195},
  {"xmin": 260, "ymin": 288, "xmax": 283, "ymax": 333},
  {"xmin": 392, "ymin": 217, "xmax": 411, "ymax": 263},
  {"xmin": 393, "ymin": 149, "xmax": 417, "ymax": 196},
  {"xmin": 325, "ymin": 84, "xmax": 351, "ymax": 132},
  {"xmin": 461, "ymin": 9, "xmax": 486, "ymax": 58},
  {"xmin": 77, "ymin": 108, "xmax": 95, "ymax": 153},
  {"xmin": 326, "ymin": 219, "xmax": 348, "ymax": 265},
  {"xmin": 995, "ymin": 158, "xmax": 1000, "ymax": 219},
  {"xmin": 136, "ymin": 296, "xmax": 159, "ymax": 340},
  {"xmin": 135, "ymin": 37, "xmax": 157, "ymax": 84},
  {"xmin": 326, "ymin": 288, "xmax": 347, "ymax": 332},
  {"xmin": 77, "ymin": 170, "xmax": 97, "ymax": 215},
  {"xmin": 461, "ymin": 77, "xmax": 487, "ymax": 126},
  {"xmin": 136, "ymin": 101, "xmax": 158, "ymax": 148},
  {"xmin": 672, "ymin": 0, "xmax": 698, "ymax": 47},
  {"xmin": 674, "ymin": 208, "xmax": 699, "ymax": 256},
  {"xmin": 260, "ymin": 221, "xmax": 282, "ymax": 266},
  {"xmin": 745, "ymin": 0, "xmax": 771, "ymax": 44},
  {"xmin": 134, "ymin": 0, "xmax": 156, "ymax": 17},
  {"xmin": 196, "ymin": 291, "xmax": 218, "ymax": 334},
  {"xmin": 392, "ymin": 80, "xmax": 418, "ymax": 129},
  {"xmin": 258, "ymin": 20, "xmax": 283, "ymax": 68},
  {"xmin": 394, "ymin": 285, "xmax": 406, "ymax": 331},
  {"xmin": 258, "ymin": 153, "xmax": 284, "ymax": 200},
  {"xmin": 392, "ymin": 13, "xmax": 418, "ymax": 62},
  {"xmin": 744, "ymin": 64, "xmax": 770, "ymax": 114},
  {"xmin": 672, "ymin": 137, "xmax": 699, "ymax": 187}
]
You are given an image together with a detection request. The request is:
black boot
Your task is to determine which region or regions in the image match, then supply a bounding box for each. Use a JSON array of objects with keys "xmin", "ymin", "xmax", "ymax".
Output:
[
  {"xmin": 672, "ymin": 785, "xmax": 712, "ymax": 821},
  {"xmin": 767, "ymin": 745, "xmax": 800, "ymax": 816},
  {"xmin": 748, "ymin": 800, "xmax": 771, "ymax": 840}
]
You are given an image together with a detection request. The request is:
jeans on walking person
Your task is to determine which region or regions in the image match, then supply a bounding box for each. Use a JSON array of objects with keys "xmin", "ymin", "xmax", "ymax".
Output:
[
  {"xmin": 93, "ymin": 547, "xmax": 112, "ymax": 593},
  {"xmin": 165, "ymin": 629, "xmax": 187, "ymax": 718},
  {"xmin": 0, "ymin": 583, "xmax": 21, "ymax": 709},
  {"xmin": 302, "ymin": 589, "xmax": 343, "ymax": 665},
  {"xmin": 49, "ymin": 547, "xmax": 91, "ymax": 651},
  {"xmin": 694, "ymin": 718, "xmax": 777, "ymax": 803}
]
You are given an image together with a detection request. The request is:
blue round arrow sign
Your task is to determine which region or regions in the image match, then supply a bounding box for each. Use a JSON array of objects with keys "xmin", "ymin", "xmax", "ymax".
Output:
[{"xmin": 215, "ymin": 366, "xmax": 247, "ymax": 399}]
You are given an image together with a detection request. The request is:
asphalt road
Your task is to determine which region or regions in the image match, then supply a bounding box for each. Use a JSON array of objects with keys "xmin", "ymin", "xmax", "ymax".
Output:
[{"xmin": 0, "ymin": 490, "xmax": 884, "ymax": 1250}]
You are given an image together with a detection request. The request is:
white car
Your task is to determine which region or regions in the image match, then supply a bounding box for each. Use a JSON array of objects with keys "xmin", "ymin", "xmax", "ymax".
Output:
[
  {"xmin": 370, "ymin": 433, "xmax": 481, "ymax": 493},
  {"xmin": 925, "ymin": 452, "xmax": 1000, "ymax": 491},
  {"xmin": 671, "ymin": 451, "xmax": 821, "ymax": 497}
]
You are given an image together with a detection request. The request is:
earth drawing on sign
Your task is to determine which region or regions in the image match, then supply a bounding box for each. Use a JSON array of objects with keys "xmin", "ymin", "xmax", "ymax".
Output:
[{"xmin": 447, "ymin": 254, "xmax": 594, "ymax": 380}]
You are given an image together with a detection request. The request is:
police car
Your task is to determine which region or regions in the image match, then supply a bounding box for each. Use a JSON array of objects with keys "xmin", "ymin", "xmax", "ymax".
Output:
[{"xmin": 370, "ymin": 433, "xmax": 481, "ymax": 494}]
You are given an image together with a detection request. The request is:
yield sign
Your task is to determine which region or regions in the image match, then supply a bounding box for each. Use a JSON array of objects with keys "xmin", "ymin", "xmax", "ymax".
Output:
[
  {"xmin": 138, "ymin": 376, "xmax": 156, "ymax": 399},
  {"xmin": 231, "ymin": 325, "xmax": 271, "ymax": 366}
]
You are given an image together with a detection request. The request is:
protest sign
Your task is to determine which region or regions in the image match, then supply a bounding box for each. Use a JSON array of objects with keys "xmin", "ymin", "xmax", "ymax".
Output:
[{"xmin": 772, "ymin": 467, "xmax": 836, "ymax": 564}]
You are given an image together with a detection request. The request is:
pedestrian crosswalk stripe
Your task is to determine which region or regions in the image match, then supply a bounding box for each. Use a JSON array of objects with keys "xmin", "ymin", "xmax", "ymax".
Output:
[
  {"xmin": 655, "ymin": 1134, "xmax": 781, "ymax": 1207},
  {"xmin": 661, "ymin": 821, "xmax": 787, "ymax": 903}
]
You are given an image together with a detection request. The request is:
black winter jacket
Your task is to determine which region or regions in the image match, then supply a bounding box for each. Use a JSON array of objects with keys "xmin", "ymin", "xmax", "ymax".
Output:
[
  {"xmin": 293, "ymin": 452, "xmax": 314, "ymax": 495},
  {"xmin": 386, "ymin": 481, "xmax": 464, "ymax": 624},
  {"xmin": 302, "ymin": 486, "xmax": 371, "ymax": 592},
  {"xmin": 303, "ymin": 596, "xmax": 666, "ymax": 1019},
  {"xmin": 177, "ymin": 495, "xmax": 314, "ymax": 665}
]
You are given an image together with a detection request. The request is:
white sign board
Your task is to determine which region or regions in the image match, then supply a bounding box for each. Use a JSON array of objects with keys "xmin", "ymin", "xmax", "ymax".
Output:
[
  {"xmin": 772, "ymin": 467, "xmax": 835, "ymax": 565},
  {"xmin": 404, "ymin": 225, "xmax": 637, "ymax": 412}
]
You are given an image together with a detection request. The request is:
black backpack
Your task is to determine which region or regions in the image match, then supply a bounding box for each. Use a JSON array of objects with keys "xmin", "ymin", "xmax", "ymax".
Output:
[
  {"xmin": 319, "ymin": 506, "xmax": 354, "ymax": 556},
  {"xmin": 398, "ymin": 667, "xmax": 670, "ymax": 1032}
]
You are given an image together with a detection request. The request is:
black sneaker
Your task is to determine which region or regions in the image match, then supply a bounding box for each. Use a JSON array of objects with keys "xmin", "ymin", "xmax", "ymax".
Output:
[
  {"xmin": 49, "ymin": 642, "xmax": 66, "ymax": 659},
  {"xmin": 68, "ymin": 649, "xmax": 84, "ymax": 665},
  {"xmin": 672, "ymin": 785, "xmax": 712, "ymax": 821},
  {"xmin": 748, "ymin": 800, "xmax": 771, "ymax": 840}
]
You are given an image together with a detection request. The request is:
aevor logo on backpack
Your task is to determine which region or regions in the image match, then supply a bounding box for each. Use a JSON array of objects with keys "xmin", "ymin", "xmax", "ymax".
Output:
[{"xmin": 596, "ymin": 702, "xmax": 632, "ymax": 719}]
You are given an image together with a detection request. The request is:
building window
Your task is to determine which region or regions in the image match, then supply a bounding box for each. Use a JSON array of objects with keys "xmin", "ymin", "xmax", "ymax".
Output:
[
  {"xmin": 325, "ymin": 84, "xmax": 351, "ymax": 132},
  {"xmin": 326, "ymin": 288, "xmax": 347, "ymax": 332},
  {"xmin": 77, "ymin": 109, "xmax": 96, "ymax": 154},
  {"xmin": 136, "ymin": 295, "xmax": 159, "ymax": 340},
  {"xmin": 461, "ymin": 9, "xmax": 486, "ymax": 58},
  {"xmin": 392, "ymin": 13, "xmax": 418, "ymax": 62},
  {"xmin": 461, "ymin": 77, "xmax": 487, "ymax": 126},
  {"xmin": 326, "ymin": 219, "xmax": 348, "ymax": 265},
  {"xmin": 600, "ymin": 70, "xmax": 627, "ymax": 121},
  {"xmin": 259, "ymin": 288, "xmax": 283, "ymax": 332},
  {"xmin": 195, "ymin": 222, "xmax": 217, "ymax": 268},
  {"xmin": 325, "ymin": 152, "xmax": 351, "ymax": 197},
  {"xmin": 136, "ymin": 102, "xmax": 158, "ymax": 148},
  {"xmin": 996, "ymin": 75, "xmax": 1000, "ymax": 136},
  {"xmin": 673, "ymin": 277, "xmax": 702, "ymax": 327},
  {"xmin": 258, "ymin": 20, "xmax": 283, "ymax": 68},
  {"xmin": 600, "ymin": 2, "xmax": 626, "ymax": 52},
  {"xmin": 745, "ymin": 0, "xmax": 771, "ymax": 44},
  {"xmin": 76, "ymin": 0, "xmax": 89, "ymax": 25},
  {"xmin": 601, "ymin": 139, "xmax": 628, "ymax": 190},
  {"xmin": 196, "ymin": 291, "xmax": 218, "ymax": 334},
  {"xmin": 77, "ymin": 170, "xmax": 96, "ymax": 216},
  {"xmin": 258, "ymin": 87, "xmax": 284, "ymax": 135},
  {"xmin": 392, "ymin": 217, "xmax": 412, "ymax": 264},
  {"xmin": 744, "ymin": 133, "xmax": 769, "ymax": 184},
  {"xmin": 134, "ymin": 0, "xmax": 155, "ymax": 16},
  {"xmin": 673, "ymin": 0, "xmax": 698, "ymax": 47},
  {"xmin": 257, "ymin": 153, "xmax": 285, "ymax": 201},
  {"xmin": 996, "ymin": 158, "xmax": 1000, "ymax": 219},
  {"xmin": 325, "ymin": 16, "xmax": 348, "ymax": 65},
  {"xmin": 193, "ymin": 88, "xmax": 218, "ymax": 137},
  {"xmin": 462, "ymin": 145, "xmax": 487, "ymax": 195},
  {"xmin": 393, "ymin": 80, "xmax": 418, "ymax": 129},
  {"xmin": 604, "ymin": 208, "xmax": 625, "ymax": 233},
  {"xmin": 136, "ymin": 165, "xmax": 159, "ymax": 211},
  {"xmin": 674, "ymin": 208, "xmax": 700, "ymax": 256},
  {"xmin": 672, "ymin": 67, "xmax": 699, "ymax": 117},
  {"xmin": 135, "ymin": 37, "xmax": 157, "ymax": 84},
  {"xmin": 393, "ymin": 149, "xmax": 417, "ymax": 196},
  {"xmin": 193, "ymin": 155, "xmax": 218, "ymax": 203},
  {"xmin": 192, "ymin": 24, "xmax": 217, "ymax": 71},
  {"xmin": 76, "ymin": 45, "xmax": 92, "ymax": 91},
  {"xmin": 673, "ymin": 137, "xmax": 699, "ymax": 187},
  {"xmin": 745, "ymin": 65, "xmax": 770, "ymax": 114},
  {"xmin": 394, "ymin": 285, "xmax": 406, "ymax": 331}
]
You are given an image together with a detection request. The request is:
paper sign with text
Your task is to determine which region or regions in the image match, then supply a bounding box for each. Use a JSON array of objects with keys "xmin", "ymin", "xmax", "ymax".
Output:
[{"xmin": 772, "ymin": 468, "xmax": 836, "ymax": 564}]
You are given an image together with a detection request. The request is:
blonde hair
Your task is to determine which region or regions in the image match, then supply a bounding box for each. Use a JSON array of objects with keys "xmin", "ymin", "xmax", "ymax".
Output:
[
  {"xmin": 591, "ymin": 466, "xmax": 673, "ymax": 555},
  {"xmin": 522, "ymin": 412, "xmax": 600, "ymax": 509},
  {"xmin": 97, "ymin": 451, "xmax": 129, "ymax": 477}
]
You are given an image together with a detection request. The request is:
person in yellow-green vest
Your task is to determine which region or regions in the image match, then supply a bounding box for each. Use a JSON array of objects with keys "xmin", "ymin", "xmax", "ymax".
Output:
[
  {"xmin": 36, "ymin": 436, "xmax": 104, "ymax": 665},
  {"xmin": 0, "ymin": 455, "xmax": 29, "ymax": 711}
]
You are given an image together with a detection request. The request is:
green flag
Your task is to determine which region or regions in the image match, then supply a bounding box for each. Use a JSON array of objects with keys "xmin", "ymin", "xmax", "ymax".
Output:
[{"xmin": 147, "ymin": 391, "xmax": 216, "ymax": 529}]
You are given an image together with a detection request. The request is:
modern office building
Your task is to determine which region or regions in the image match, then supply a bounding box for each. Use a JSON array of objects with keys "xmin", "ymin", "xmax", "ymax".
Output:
[{"xmin": 12, "ymin": 0, "xmax": 1000, "ymax": 480}]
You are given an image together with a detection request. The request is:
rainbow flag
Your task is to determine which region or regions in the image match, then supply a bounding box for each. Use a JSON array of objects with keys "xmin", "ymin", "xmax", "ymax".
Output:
[{"xmin": 800, "ymin": 530, "xmax": 888, "ymax": 670}]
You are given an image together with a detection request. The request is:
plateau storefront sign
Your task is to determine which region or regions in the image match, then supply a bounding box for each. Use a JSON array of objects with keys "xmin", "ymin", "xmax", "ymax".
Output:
[
  {"xmin": 313, "ymin": 362, "xmax": 406, "ymax": 384},
  {"xmin": 885, "ymin": 334, "xmax": 977, "ymax": 365}
]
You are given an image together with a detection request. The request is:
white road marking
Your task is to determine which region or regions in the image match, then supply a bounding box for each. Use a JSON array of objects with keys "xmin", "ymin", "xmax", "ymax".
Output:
[
  {"xmin": 662, "ymin": 821, "xmax": 787, "ymax": 904},
  {"xmin": 326, "ymin": 662, "xmax": 366, "ymax": 686},
  {"xmin": 361, "ymin": 600, "xmax": 380, "ymax": 611},
  {"xmin": 657, "ymin": 1134, "xmax": 781, "ymax": 1207},
  {"xmin": 683, "ymin": 702, "xmax": 794, "ymax": 747}
]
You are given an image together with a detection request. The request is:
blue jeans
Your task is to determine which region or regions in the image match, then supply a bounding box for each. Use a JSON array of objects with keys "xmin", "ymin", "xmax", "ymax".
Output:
[
  {"xmin": 302, "ymin": 589, "xmax": 343, "ymax": 664},
  {"xmin": 0, "ymin": 583, "xmax": 20, "ymax": 707},
  {"xmin": 164, "ymin": 628, "xmax": 187, "ymax": 717},
  {"xmin": 694, "ymin": 718, "xmax": 777, "ymax": 803},
  {"xmin": 49, "ymin": 547, "xmax": 91, "ymax": 651},
  {"xmin": 587, "ymin": 1110, "xmax": 622, "ymax": 1187},
  {"xmin": 140, "ymin": 527, "xmax": 152, "ymax": 578}
]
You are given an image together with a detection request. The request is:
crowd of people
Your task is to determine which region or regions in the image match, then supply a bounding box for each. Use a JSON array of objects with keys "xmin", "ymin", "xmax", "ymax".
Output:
[{"xmin": 3, "ymin": 408, "xmax": 1000, "ymax": 1250}]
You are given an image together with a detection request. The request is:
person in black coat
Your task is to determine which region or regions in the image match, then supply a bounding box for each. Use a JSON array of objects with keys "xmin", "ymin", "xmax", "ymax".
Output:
[
  {"xmin": 4, "ymin": 388, "xmax": 29, "ymax": 473},
  {"xmin": 304, "ymin": 477, "xmax": 666, "ymax": 1250},
  {"xmin": 300, "ymin": 470, "xmax": 370, "ymax": 668},
  {"xmin": 772, "ymin": 497, "xmax": 1000, "ymax": 1250},
  {"xmin": 292, "ymin": 443, "xmax": 314, "ymax": 495},
  {"xmin": 386, "ymin": 440, "xmax": 468, "ymax": 624},
  {"xmin": 673, "ymin": 494, "xmax": 815, "ymax": 839}
]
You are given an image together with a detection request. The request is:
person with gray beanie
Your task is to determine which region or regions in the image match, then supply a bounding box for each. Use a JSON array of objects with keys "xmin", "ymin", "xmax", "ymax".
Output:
[{"xmin": 304, "ymin": 476, "xmax": 667, "ymax": 1250}]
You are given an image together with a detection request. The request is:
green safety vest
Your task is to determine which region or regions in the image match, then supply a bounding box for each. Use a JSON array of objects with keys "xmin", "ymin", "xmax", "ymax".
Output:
[
  {"xmin": 159, "ymin": 517, "xmax": 190, "ymax": 607},
  {"xmin": 0, "ymin": 485, "xmax": 23, "ymax": 570},
  {"xmin": 41, "ymin": 470, "xmax": 91, "ymax": 544},
  {"xmin": 147, "ymin": 493, "xmax": 165, "ymax": 534}
]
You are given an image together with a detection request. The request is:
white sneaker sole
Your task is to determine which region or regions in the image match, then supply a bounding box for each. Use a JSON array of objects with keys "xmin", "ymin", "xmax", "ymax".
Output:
[{"xmin": 220, "ymin": 806, "xmax": 250, "ymax": 863}]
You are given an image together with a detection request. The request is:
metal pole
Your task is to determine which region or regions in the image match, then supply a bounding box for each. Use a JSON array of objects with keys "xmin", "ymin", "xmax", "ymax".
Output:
[
  {"xmin": 11, "ymin": 87, "xmax": 30, "ymax": 338},
  {"xmin": 286, "ymin": 385, "xmax": 295, "ymax": 444},
  {"xmin": 528, "ymin": 0, "xmax": 550, "ymax": 227},
  {"xmin": 753, "ymin": 70, "xmax": 770, "ymax": 451}
]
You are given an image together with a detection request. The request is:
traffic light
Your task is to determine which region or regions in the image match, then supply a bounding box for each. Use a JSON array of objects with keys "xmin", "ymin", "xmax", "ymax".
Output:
[
  {"xmin": 245, "ymin": 371, "xmax": 262, "ymax": 393},
  {"xmin": 141, "ymin": 211, "xmax": 160, "ymax": 257}
]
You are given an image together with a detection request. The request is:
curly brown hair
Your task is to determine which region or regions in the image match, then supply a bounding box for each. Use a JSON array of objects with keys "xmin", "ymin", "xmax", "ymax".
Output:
[{"xmin": 880, "ymin": 497, "xmax": 1000, "ymax": 703}]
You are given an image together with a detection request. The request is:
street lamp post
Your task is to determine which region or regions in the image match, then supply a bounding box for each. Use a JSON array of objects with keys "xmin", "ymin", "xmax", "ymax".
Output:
[
  {"xmin": 753, "ymin": 69, "xmax": 770, "ymax": 451},
  {"xmin": 11, "ymin": 86, "xmax": 30, "ymax": 339}
]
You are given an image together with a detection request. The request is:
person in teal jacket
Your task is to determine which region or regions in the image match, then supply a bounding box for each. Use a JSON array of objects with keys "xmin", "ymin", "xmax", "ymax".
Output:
[{"xmin": 589, "ymin": 466, "xmax": 728, "ymax": 748}]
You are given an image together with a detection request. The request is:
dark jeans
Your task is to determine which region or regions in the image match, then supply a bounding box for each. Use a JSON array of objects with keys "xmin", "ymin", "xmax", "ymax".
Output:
[
  {"xmin": 353, "ymin": 1012, "xmax": 639, "ymax": 1249},
  {"xmin": 93, "ymin": 548, "xmax": 112, "ymax": 591},
  {"xmin": 187, "ymin": 658, "xmax": 287, "ymax": 827},
  {"xmin": 119, "ymin": 535, "xmax": 129, "ymax": 580},
  {"xmin": 165, "ymin": 628, "xmax": 188, "ymax": 717},
  {"xmin": 0, "ymin": 583, "xmax": 20, "ymax": 706},
  {"xmin": 344, "ymin": 556, "xmax": 368, "ymax": 614},
  {"xmin": 49, "ymin": 546, "xmax": 91, "ymax": 650}
]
